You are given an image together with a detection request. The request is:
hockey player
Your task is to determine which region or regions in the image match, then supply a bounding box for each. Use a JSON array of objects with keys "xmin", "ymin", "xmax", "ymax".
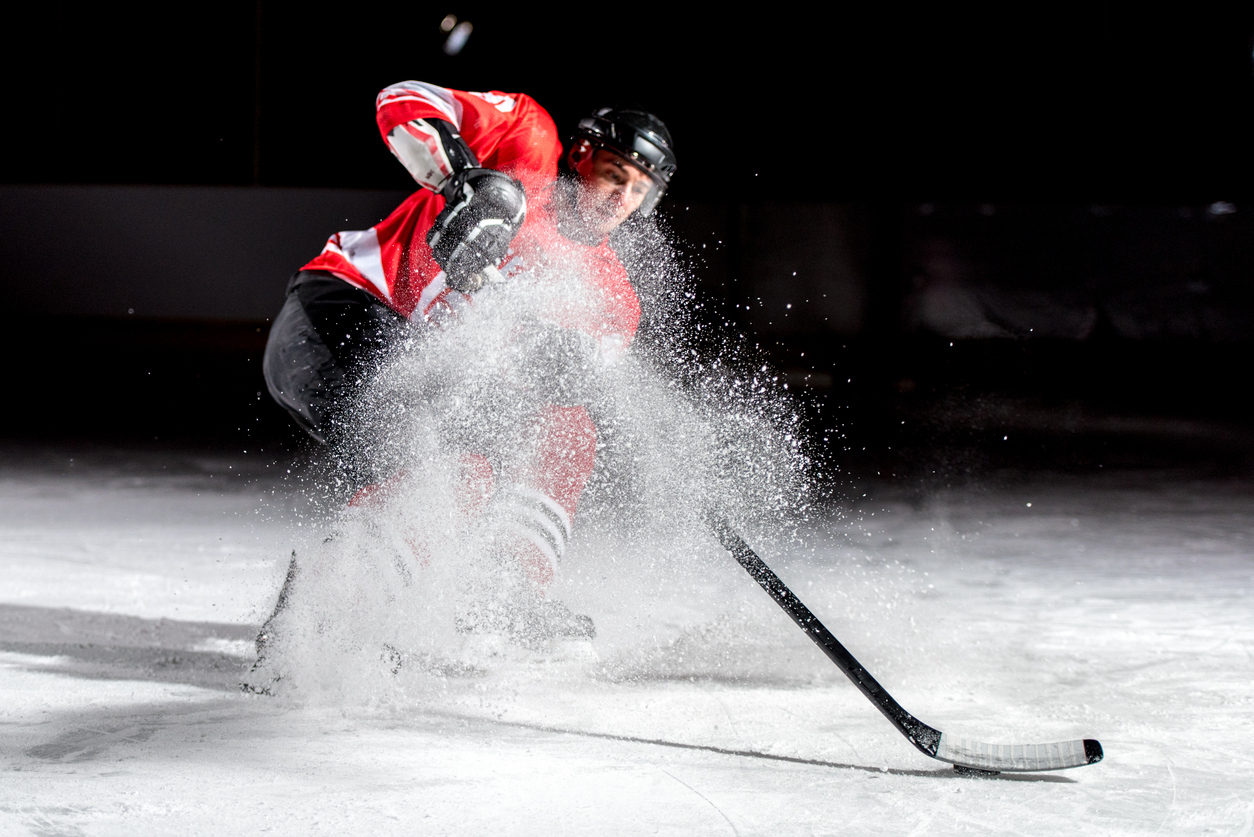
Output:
[{"xmin": 258, "ymin": 81, "xmax": 677, "ymax": 652}]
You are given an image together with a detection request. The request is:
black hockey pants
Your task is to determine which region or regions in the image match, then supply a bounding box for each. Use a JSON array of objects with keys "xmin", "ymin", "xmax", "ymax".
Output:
[{"xmin": 262, "ymin": 270, "xmax": 407, "ymax": 448}]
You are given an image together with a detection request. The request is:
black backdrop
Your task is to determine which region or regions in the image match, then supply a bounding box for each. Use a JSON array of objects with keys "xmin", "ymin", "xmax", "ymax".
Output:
[
  {"xmin": 4, "ymin": 4, "xmax": 1254, "ymax": 478},
  {"xmin": 6, "ymin": 4, "xmax": 1254, "ymax": 200}
]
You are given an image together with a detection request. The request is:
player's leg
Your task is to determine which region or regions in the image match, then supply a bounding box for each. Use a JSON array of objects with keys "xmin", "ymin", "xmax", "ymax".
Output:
[
  {"xmin": 462, "ymin": 405, "xmax": 598, "ymax": 645},
  {"xmin": 249, "ymin": 271, "xmax": 408, "ymax": 686},
  {"xmin": 263, "ymin": 270, "xmax": 407, "ymax": 461},
  {"xmin": 493, "ymin": 404, "xmax": 598, "ymax": 591}
]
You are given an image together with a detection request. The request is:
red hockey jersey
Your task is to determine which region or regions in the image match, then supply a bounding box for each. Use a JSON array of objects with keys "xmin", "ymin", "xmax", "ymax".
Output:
[{"xmin": 301, "ymin": 81, "xmax": 640, "ymax": 356}]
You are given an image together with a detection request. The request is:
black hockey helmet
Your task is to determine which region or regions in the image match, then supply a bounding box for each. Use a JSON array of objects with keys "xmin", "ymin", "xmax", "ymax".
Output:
[{"xmin": 573, "ymin": 106, "xmax": 676, "ymax": 216}]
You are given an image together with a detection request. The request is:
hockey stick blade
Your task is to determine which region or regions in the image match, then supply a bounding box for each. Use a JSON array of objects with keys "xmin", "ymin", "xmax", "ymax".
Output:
[{"xmin": 705, "ymin": 515, "xmax": 1103, "ymax": 773}]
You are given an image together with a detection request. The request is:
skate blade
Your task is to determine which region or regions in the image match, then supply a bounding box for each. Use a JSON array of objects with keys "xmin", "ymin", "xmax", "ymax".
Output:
[
  {"xmin": 407, "ymin": 653, "xmax": 490, "ymax": 678},
  {"xmin": 450, "ymin": 633, "xmax": 599, "ymax": 672},
  {"xmin": 240, "ymin": 661, "xmax": 281, "ymax": 696},
  {"xmin": 534, "ymin": 637, "xmax": 599, "ymax": 665}
]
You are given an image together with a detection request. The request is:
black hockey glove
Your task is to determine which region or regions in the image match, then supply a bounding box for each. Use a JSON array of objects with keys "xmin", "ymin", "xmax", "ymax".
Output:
[
  {"xmin": 515, "ymin": 322, "xmax": 602, "ymax": 407},
  {"xmin": 427, "ymin": 168, "xmax": 527, "ymax": 293}
]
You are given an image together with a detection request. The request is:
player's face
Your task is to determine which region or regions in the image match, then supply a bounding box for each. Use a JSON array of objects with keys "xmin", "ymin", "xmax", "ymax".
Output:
[{"xmin": 569, "ymin": 144, "xmax": 655, "ymax": 235}]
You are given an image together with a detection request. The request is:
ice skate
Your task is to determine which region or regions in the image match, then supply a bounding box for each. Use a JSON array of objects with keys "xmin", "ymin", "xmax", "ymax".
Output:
[
  {"xmin": 240, "ymin": 551, "xmax": 299, "ymax": 695},
  {"xmin": 456, "ymin": 596, "xmax": 595, "ymax": 648},
  {"xmin": 452, "ymin": 592, "xmax": 599, "ymax": 672},
  {"xmin": 380, "ymin": 642, "xmax": 489, "ymax": 678},
  {"xmin": 239, "ymin": 657, "xmax": 282, "ymax": 696}
]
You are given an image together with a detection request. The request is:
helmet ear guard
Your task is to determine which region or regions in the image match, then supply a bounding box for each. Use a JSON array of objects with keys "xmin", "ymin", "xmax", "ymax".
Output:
[
  {"xmin": 567, "ymin": 137, "xmax": 595, "ymax": 167},
  {"xmin": 572, "ymin": 106, "xmax": 676, "ymax": 216}
]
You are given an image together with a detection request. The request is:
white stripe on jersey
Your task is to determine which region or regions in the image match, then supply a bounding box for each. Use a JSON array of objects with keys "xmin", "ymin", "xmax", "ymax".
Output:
[
  {"xmin": 468, "ymin": 91, "xmax": 517, "ymax": 113},
  {"xmin": 417, "ymin": 272, "xmax": 448, "ymax": 316},
  {"xmin": 377, "ymin": 81, "xmax": 463, "ymax": 127},
  {"xmin": 335, "ymin": 228, "xmax": 390, "ymax": 301},
  {"xmin": 387, "ymin": 119, "xmax": 454, "ymax": 191}
]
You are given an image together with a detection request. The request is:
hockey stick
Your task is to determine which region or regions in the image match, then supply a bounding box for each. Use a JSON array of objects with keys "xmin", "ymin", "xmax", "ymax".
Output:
[{"xmin": 706, "ymin": 514, "xmax": 1103, "ymax": 773}]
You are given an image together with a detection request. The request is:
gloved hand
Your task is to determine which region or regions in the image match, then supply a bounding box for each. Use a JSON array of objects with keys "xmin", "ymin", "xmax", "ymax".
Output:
[
  {"xmin": 513, "ymin": 322, "xmax": 602, "ymax": 407},
  {"xmin": 427, "ymin": 168, "xmax": 527, "ymax": 292}
]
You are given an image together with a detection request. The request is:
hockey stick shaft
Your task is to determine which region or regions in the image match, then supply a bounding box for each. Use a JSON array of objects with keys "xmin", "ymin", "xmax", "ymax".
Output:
[{"xmin": 706, "ymin": 515, "xmax": 941, "ymax": 757}]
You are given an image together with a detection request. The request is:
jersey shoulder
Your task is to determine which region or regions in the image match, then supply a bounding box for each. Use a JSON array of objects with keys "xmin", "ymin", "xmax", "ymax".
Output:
[
  {"xmin": 376, "ymin": 82, "xmax": 562, "ymax": 195},
  {"xmin": 454, "ymin": 90, "xmax": 562, "ymax": 191}
]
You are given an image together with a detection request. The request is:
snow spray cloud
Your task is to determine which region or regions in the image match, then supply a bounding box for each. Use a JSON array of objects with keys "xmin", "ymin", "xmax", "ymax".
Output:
[{"xmin": 259, "ymin": 211, "xmax": 813, "ymax": 699}]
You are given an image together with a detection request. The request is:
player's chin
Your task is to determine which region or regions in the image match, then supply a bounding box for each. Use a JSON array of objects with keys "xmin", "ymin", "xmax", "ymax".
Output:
[{"xmin": 600, "ymin": 207, "xmax": 632, "ymax": 230}]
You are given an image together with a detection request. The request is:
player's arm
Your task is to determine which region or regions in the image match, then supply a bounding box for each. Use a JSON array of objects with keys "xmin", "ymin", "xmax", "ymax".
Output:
[
  {"xmin": 376, "ymin": 81, "xmax": 528, "ymax": 292},
  {"xmin": 384, "ymin": 116, "xmax": 478, "ymax": 194}
]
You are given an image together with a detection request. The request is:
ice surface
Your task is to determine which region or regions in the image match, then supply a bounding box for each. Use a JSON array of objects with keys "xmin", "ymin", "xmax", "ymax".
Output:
[{"xmin": 2, "ymin": 443, "xmax": 1253, "ymax": 834}]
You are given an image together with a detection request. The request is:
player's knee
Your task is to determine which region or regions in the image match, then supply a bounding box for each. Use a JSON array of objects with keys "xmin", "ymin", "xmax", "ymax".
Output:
[{"xmin": 455, "ymin": 453, "xmax": 495, "ymax": 518}]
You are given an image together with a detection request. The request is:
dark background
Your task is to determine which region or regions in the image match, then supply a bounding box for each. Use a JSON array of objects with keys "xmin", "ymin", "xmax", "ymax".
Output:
[
  {"xmin": 7, "ymin": 3, "xmax": 1254, "ymax": 200},
  {"xmin": 3, "ymin": 3, "xmax": 1254, "ymax": 483}
]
